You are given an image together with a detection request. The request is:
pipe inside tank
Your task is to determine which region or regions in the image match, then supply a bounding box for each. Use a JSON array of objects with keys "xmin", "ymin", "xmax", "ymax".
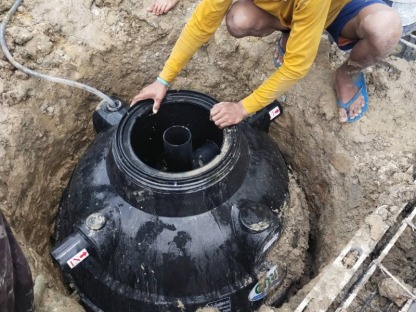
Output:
[{"xmin": 163, "ymin": 125, "xmax": 194, "ymax": 172}]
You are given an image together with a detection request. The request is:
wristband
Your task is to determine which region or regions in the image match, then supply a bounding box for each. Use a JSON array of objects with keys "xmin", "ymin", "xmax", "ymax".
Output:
[{"xmin": 156, "ymin": 76, "xmax": 170, "ymax": 88}]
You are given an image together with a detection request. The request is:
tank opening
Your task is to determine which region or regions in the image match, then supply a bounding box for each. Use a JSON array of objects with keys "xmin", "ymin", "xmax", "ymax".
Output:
[{"xmin": 130, "ymin": 102, "xmax": 222, "ymax": 172}]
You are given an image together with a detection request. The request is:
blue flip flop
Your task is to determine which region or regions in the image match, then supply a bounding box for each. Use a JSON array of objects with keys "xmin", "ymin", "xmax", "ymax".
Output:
[
  {"xmin": 337, "ymin": 71, "xmax": 369, "ymax": 123},
  {"xmin": 273, "ymin": 37, "xmax": 285, "ymax": 68}
]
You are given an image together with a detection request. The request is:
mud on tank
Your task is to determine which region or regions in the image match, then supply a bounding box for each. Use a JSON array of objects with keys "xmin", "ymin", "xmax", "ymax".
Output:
[{"xmin": 51, "ymin": 90, "xmax": 290, "ymax": 312}]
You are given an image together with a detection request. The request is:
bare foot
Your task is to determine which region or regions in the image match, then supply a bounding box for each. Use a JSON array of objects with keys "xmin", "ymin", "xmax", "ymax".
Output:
[
  {"xmin": 147, "ymin": 0, "xmax": 180, "ymax": 15},
  {"xmin": 335, "ymin": 68, "xmax": 365, "ymax": 123}
]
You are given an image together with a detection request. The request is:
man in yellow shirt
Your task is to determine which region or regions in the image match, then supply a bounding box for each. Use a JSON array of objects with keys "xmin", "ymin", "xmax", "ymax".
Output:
[{"xmin": 131, "ymin": 0, "xmax": 402, "ymax": 124}]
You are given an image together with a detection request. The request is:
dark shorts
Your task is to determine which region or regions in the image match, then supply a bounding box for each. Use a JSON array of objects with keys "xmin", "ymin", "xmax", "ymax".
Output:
[{"xmin": 326, "ymin": 0, "xmax": 388, "ymax": 50}]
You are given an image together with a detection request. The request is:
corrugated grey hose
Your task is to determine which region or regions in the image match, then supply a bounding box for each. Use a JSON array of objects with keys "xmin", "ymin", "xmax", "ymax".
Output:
[{"xmin": 0, "ymin": 0, "xmax": 116, "ymax": 107}]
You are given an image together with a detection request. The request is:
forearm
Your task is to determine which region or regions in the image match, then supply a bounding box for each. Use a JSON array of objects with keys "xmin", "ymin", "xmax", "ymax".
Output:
[
  {"xmin": 160, "ymin": 0, "xmax": 232, "ymax": 82},
  {"xmin": 241, "ymin": 69, "xmax": 300, "ymax": 114}
]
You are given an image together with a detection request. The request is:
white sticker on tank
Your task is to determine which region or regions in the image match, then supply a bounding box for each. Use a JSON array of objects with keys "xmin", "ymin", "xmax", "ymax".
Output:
[
  {"xmin": 268, "ymin": 106, "xmax": 281, "ymax": 120},
  {"xmin": 67, "ymin": 248, "xmax": 89, "ymax": 269}
]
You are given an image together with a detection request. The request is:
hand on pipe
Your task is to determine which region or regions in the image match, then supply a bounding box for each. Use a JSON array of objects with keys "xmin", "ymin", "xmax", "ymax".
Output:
[
  {"xmin": 130, "ymin": 80, "xmax": 168, "ymax": 113},
  {"xmin": 210, "ymin": 101, "xmax": 249, "ymax": 129}
]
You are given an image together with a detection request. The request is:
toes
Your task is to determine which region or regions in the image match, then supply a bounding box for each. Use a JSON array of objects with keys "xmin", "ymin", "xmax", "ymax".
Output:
[
  {"xmin": 349, "ymin": 108, "xmax": 360, "ymax": 118},
  {"xmin": 161, "ymin": 4, "xmax": 169, "ymax": 13},
  {"xmin": 339, "ymin": 108, "xmax": 348, "ymax": 123},
  {"xmin": 348, "ymin": 96, "xmax": 365, "ymax": 118},
  {"xmin": 350, "ymin": 110, "xmax": 361, "ymax": 119}
]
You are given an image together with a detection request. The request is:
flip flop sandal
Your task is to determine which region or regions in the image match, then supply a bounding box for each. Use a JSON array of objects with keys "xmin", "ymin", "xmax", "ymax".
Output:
[
  {"xmin": 273, "ymin": 37, "xmax": 286, "ymax": 68},
  {"xmin": 337, "ymin": 72, "xmax": 369, "ymax": 123}
]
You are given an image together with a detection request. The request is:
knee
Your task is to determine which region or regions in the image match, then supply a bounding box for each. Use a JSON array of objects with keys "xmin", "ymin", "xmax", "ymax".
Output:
[
  {"xmin": 226, "ymin": 2, "xmax": 251, "ymax": 38},
  {"xmin": 362, "ymin": 9, "xmax": 402, "ymax": 55}
]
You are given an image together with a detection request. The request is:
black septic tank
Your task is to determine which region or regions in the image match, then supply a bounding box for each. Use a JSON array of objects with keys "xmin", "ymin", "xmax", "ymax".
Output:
[{"xmin": 51, "ymin": 90, "xmax": 289, "ymax": 312}]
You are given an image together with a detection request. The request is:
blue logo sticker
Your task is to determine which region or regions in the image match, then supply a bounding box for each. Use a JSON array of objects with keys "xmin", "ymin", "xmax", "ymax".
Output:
[{"xmin": 248, "ymin": 265, "xmax": 282, "ymax": 302}]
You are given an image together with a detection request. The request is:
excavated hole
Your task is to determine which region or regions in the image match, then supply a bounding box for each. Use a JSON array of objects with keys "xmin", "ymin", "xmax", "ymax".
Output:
[{"xmin": 1, "ymin": 1, "xmax": 415, "ymax": 311}]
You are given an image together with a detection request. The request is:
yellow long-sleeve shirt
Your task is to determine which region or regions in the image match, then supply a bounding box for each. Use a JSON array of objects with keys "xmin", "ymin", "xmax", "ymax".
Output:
[{"xmin": 159, "ymin": 0, "xmax": 350, "ymax": 114}]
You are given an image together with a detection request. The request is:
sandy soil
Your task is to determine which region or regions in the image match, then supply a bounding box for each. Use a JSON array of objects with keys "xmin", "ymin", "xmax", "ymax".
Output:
[{"xmin": 1, "ymin": 0, "xmax": 415, "ymax": 310}]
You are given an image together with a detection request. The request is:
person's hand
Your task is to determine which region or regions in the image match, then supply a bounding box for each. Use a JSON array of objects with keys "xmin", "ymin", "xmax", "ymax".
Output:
[
  {"xmin": 210, "ymin": 101, "xmax": 249, "ymax": 129},
  {"xmin": 130, "ymin": 80, "xmax": 168, "ymax": 113}
]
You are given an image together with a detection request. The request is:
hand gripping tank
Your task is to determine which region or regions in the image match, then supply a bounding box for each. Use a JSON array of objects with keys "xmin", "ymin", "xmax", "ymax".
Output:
[{"xmin": 51, "ymin": 90, "xmax": 290, "ymax": 312}]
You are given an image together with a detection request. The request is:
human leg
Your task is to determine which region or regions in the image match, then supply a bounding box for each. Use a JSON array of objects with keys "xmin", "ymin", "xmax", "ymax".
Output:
[
  {"xmin": 332, "ymin": 2, "xmax": 402, "ymax": 122},
  {"xmin": 226, "ymin": 0, "xmax": 290, "ymax": 67},
  {"xmin": 225, "ymin": 0, "xmax": 289, "ymax": 38}
]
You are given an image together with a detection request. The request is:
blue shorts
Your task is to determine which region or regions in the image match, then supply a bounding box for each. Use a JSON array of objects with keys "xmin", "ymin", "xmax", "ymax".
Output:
[{"xmin": 326, "ymin": 0, "xmax": 388, "ymax": 51}]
